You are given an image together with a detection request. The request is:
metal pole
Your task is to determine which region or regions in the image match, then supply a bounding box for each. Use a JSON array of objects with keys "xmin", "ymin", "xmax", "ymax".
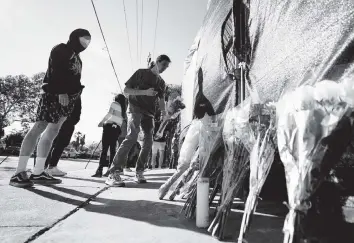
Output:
[
  {"xmin": 85, "ymin": 140, "xmax": 102, "ymax": 169},
  {"xmin": 0, "ymin": 155, "xmax": 10, "ymax": 165}
]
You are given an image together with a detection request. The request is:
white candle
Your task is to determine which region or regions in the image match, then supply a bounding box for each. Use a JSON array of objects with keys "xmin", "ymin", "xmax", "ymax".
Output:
[{"xmin": 196, "ymin": 177, "xmax": 210, "ymax": 228}]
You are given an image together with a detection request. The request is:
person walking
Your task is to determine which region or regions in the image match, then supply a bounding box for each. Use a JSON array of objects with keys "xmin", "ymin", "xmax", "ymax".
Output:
[{"xmin": 105, "ymin": 55, "xmax": 171, "ymax": 187}]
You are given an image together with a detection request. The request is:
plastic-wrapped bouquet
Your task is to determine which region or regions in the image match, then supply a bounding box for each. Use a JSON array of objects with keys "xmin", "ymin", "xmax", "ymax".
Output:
[
  {"xmin": 276, "ymin": 79, "xmax": 354, "ymax": 243},
  {"xmin": 238, "ymin": 101, "xmax": 277, "ymax": 243},
  {"xmin": 182, "ymin": 115, "xmax": 224, "ymax": 219},
  {"xmin": 208, "ymin": 101, "xmax": 253, "ymax": 239}
]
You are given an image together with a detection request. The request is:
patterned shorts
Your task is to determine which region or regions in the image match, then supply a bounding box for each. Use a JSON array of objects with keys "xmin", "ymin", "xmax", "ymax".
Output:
[{"xmin": 35, "ymin": 92, "xmax": 82, "ymax": 124}]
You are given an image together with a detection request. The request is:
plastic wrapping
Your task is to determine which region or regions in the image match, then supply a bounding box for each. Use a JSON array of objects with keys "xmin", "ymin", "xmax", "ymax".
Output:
[
  {"xmin": 208, "ymin": 104, "xmax": 252, "ymax": 239},
  {"xmin": 248, "ymin": 0, "xmax": 354, "ymax": 102},
  {"xmin": 238, "ymin": 101, "xmax": 277, "ymax": 243},
  {"xmin": 182, "ymin": 114, "xmax": 224, "ymax": 219},
  {"xmin": 177, "ymin": 0, "xmax": 354, "ymax": 240},
  {"xmin": 277, "ymin": 77, "xmax": 354, "ymax": 243}
]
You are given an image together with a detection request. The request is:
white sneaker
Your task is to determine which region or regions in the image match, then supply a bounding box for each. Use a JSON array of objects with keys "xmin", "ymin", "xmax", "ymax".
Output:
[
  {"xmin": 105, "ymin": 171, "xmax": 125, "ymax": 187},
  {"xmin": 46, "ymin": 167, "xmax": 67, "ymax": 177}
]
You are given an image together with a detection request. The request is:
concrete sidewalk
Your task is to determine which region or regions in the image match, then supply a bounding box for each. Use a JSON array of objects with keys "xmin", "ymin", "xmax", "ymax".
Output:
[{"xmin": 0, "ymin": 156, "xmax": 289, "ymax": 243}]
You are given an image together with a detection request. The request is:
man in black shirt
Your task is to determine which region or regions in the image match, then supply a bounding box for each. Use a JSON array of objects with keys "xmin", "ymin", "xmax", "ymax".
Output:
[{"xmin": 106, "ymin": 55, "xmax": 171, "ymax": 187}]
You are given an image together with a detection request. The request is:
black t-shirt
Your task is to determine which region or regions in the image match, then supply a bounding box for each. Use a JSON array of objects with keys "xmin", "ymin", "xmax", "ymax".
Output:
[
  {"xmin": 42, "ymin": 43, "xmax": 83, "ymax": 95},
  {"xmin": 125, "ymin": 69, "xmax": 166, "ymax": 117}
]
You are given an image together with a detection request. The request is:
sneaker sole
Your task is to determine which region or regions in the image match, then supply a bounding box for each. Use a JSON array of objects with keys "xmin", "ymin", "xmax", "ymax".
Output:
[
  {"xmin": 9, "ymin": 182, "xmax": 34, "ymax": 188},
  {"xmin": 50, "ymin": 174, "xmax": 67, "ymax": 177},
  {"xmin": 105, "ymin": 182, "xmax": 126, "ymax": 187},
  {"xmin": 32, "ymin": 180, "xmax": 62, "ymax": 185}
]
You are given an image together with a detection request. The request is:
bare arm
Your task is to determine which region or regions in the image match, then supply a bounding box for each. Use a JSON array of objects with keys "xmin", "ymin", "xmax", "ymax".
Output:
[{"xmin": 124, "ymin": 87, "xmax": 157, "ymax": 96}]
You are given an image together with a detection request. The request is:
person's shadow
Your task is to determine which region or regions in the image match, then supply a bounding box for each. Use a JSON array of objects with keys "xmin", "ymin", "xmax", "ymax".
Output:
[
  {"xmin": 193, "ymin": 68, "xmax": 216, "ymax": 119},
  {"xmin": 25, "ymin": 181, "xmax": 288, "ymax": 242}
]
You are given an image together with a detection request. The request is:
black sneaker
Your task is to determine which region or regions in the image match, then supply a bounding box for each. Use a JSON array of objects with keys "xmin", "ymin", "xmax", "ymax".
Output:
[
  {"xmin": 9, "ymin": 171, "xmax": 34, "ymax": 188},
  {"xmin": 29, "ymin": 171, "xmax": 62, "ymax": 185}
]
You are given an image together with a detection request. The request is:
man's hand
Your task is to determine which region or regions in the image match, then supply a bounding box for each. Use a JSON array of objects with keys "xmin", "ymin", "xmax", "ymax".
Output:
[
  {"xmin": 59, "ymin": 94, "xmax": 69, "ymax": 106},
  {"xmin": 144, "ymin": 88, "xmax": 158, "ymax": 96}
]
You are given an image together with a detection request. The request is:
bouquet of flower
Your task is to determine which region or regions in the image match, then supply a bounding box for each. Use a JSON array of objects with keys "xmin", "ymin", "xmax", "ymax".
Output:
[
  {"xmin": 155, "ymin": 97, "xmax": 185, "ymax": 140},
  {"xmin": 277, "ymin": 79, "xmax": 354, "ymax": 243},
  {"xmin": 182, "ymin": 115, "xmax": 224, "ymax": 219},
  {"xmin": 208, "ymin": 102, "xmax": 254, "ymax": 239},
  {"xmin": 169, "ymin": 148, "xmax": 200, "ymax": 201},
  {"xmin": 238, "ymin": 101, "xmax": 277, "ymax": 243}
]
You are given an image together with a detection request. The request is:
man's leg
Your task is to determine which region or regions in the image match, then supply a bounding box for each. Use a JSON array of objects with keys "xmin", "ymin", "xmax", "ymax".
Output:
[
  {"xmin": 46, "ymin": 120, "xmax": 76, "ymax": 176},
  {"xmin": 108, "ymin": 125, "xmax": 120, "ymax": 168},
  {"xmin": 46, "ymin": 97, "xmax": 81, "ymax": 172},
  {"xmin": 30, "ymin": 117, "xmax": 67, "ymax": 185},
  {"xmin": 92, "ymin": 126, "xmax": 110, "ymax": 177},
  {"xmin": 105, "ymin": 113, "xmax": 142, "ymax": 186},
  {"xmin": 151, "ymin": 142, "xmax": 158, "ymax": 169},
  {"xmin": 9, "ymin": 121, "xmax": 48, "ymax": 187},
  {"xmin": 134, "ymin": 114, "xmax": 154, "ymax": 183}
]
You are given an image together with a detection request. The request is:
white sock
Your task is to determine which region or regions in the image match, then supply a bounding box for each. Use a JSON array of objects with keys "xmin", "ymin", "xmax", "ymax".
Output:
[
  {"xmin": 15, "ymin": 156, "xmax": 30, "ymax": 174},
  {"xmin": 33, "ymin": 157, "xmax": 47, "ymax": 175}
]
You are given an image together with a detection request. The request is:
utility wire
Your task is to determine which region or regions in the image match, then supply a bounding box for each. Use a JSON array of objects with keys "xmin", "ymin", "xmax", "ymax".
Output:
[
  {"xmin": 122, "ymin": 0, "xmax": 134, "ymax": 72},
  {"xmin": 90, "ymin": 0, "xmax": 123, "ymax": 92},
  {"xmin": 152, "ymin": 0, "xmax": 160, "ymax": 59},
  {"xmin": 139, "ymin": 0, "xmax": 144, "ymax": 65},
  {"xmin": 136, "ymin": 0, "xmax": 139, "ymax": 66}
]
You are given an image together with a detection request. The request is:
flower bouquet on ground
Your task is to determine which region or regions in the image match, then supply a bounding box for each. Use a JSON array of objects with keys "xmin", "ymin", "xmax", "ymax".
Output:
[
  {"xmin": 182, "ymin": 115, "xmax": 224, "ymax": 219},
  {"xmin": 238, "ymin": 101, "xmax": 277, "ymax": 243},
  {"xmin": 208, "ymin": 102, "xmax": 253, "ymax": 240},
  {"xmin": 276, "ymin": 79, "xmax": 354, "ymax": 243},
  {"xmin": 169, "ymin": 148, "xmax": 200, "ymax": 201}
]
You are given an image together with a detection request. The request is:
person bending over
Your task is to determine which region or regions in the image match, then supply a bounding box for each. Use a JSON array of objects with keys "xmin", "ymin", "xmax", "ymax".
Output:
[
  {"xmin": 105, "ymin": 55, "xmax": 171, "ymax": 187},
  {"xmin": 9, "ymin": 29, "xmax": 91, "ymax": 187}
]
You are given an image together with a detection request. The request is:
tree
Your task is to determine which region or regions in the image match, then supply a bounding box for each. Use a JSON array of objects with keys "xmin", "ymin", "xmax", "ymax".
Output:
[
  {"xmin": 72, "ymin": 131, "xmax": 85, "ymax": 151},
  {"xmin": 0, "ymin": 73, "xmax": 45, "ymax": 135},
  {"xmin": 80, "ymin": 134, "xmax": 86, "ymax": 150}
]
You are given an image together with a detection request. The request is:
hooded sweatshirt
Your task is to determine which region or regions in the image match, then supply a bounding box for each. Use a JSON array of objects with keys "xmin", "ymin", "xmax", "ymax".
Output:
[{"xmin": 42, "ymin": 28, "xmax": 91, "ymax": 94}]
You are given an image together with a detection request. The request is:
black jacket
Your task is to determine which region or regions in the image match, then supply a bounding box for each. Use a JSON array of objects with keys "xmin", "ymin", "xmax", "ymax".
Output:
[{"xmin": 42, "ymin": 43, "xmax": 84, "ymax": 94}]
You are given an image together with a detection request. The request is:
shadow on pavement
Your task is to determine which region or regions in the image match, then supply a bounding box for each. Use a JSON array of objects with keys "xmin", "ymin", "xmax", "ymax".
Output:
[{"xmin": 25, "ymin": 184, "xmax": 285, "ymax": 242}]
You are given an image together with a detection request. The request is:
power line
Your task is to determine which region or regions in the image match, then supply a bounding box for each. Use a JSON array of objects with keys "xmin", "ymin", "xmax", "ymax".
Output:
[
  {"xmin": 152, "ymin": 0, "xmax": 160, "ymax": 59},
  {"xmin": 122, "ymin": 0, "xmax": 134, "ymax": 72},
  {"xmin": 136, "ymin": 0, "xmax": 139, "ymax": 66},
  {"xmin": 139, "ymin": 0, "xmax": 144, "ymax": 65},
  {"xmin": 90, "ymin": 0, "xmax": 123, "ymax": 93}
]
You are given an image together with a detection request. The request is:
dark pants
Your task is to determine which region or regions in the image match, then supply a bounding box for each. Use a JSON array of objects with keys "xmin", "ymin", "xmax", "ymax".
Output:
[
  {"xmin": 111, "ymin": 112, "xmax": 154, "ymax": 173},
  {"xmin": 45, "ymin": 98, "xmax": 81, "ymax": 168},
  {"xmin": 98, "ymin": 124, "xmax": 121, "ymax": 170}
]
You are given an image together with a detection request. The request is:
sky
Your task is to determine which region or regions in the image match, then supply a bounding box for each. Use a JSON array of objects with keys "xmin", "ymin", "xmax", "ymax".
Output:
[{"xmin": 0, "ymin": 0, "xmax": 208, "ymax": 144}]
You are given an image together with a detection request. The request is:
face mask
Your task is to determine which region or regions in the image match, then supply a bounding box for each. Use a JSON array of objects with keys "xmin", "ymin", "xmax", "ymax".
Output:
[{"xmin": 79, "ymin": 36, "xmax": 91, "ymax": 49}]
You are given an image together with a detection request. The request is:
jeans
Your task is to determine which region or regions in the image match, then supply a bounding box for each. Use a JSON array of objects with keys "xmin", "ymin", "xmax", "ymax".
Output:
[{"xmin": 111, "ymin": 112, "xmax": 154, "ymax": 173}]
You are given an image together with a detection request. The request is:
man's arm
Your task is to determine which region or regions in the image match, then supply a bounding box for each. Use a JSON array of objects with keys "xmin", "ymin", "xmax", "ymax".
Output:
[{"xmin": 124, "ymin": 87, "xmax": 157, "ymax": 96}]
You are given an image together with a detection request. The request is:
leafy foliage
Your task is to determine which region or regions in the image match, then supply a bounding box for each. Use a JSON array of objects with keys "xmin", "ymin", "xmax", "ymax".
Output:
[{"xmin": 0, "ymin": 72, "xmax": 45, "ymax": 136}]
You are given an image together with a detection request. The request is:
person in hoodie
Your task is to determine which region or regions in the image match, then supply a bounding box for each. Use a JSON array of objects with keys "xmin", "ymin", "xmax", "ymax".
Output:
[{"xmin": 9, "ymin": 28, "xmax": 91, "ymax": 187}]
